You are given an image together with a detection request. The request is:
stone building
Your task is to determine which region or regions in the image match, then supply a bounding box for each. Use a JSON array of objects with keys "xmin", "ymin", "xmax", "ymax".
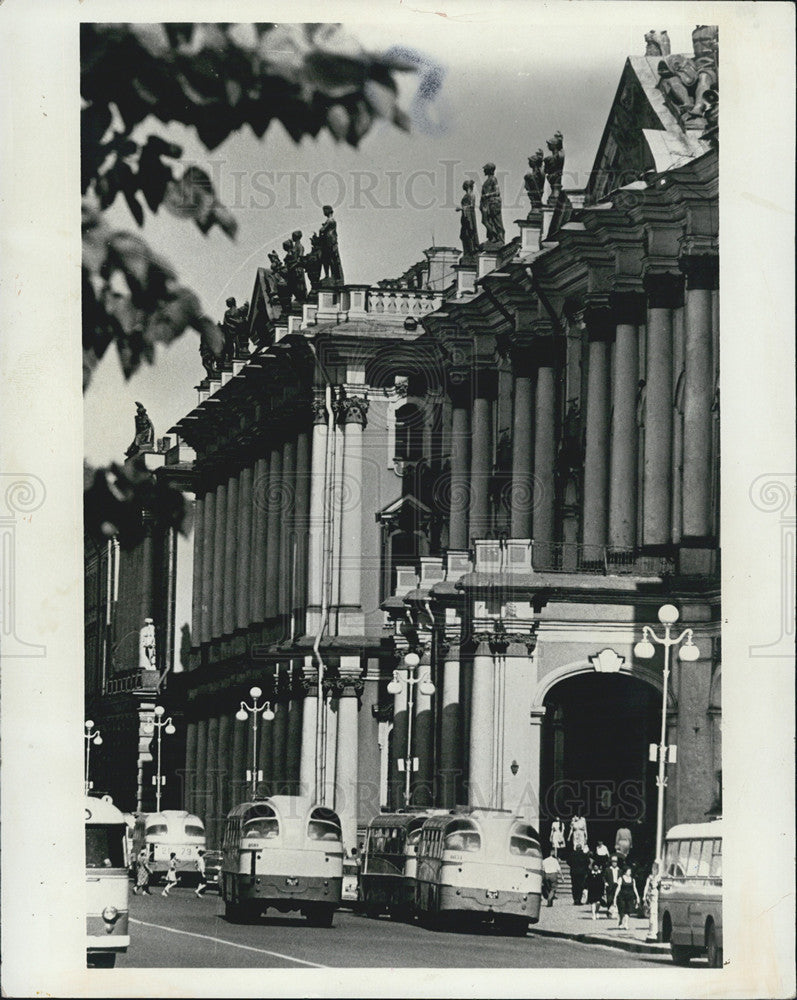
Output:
[{"xmin": 164, "ymin": 29, "xmax": 720, "ymax": 856}]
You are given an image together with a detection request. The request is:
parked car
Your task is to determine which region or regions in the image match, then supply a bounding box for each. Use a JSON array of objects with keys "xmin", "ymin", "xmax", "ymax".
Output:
[{"xmin": 203, "ymin": 850, "xmax": 224, "ymax": 891}]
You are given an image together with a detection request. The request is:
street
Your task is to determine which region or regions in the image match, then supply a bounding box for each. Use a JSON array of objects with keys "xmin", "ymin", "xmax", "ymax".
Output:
[{"xmin": 117, "ymin": 889, "xmax": 673, "ymax": 969}]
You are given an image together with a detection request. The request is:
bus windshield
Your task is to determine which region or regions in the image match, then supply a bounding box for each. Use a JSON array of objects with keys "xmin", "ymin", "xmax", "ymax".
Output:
[
  {"xmin": 185, "ymin": 824, "xmax": 205, "ymax": 838},
  {"xmin": 86, "ymin": 824, "xmax": 126, "ymax": 868},
  {"xmin": 510, "ymin": 823, "xmax": 541, "ymax": 857},
  {"xmin": 146, "ymin": 823, "xmax": 168, "ymax": 836},
  {"xmin": 243, "ymin": 818, "xmax": 279, "ymax": 839},
  {"xmin": 444, "ymin": 820, "xmax": 480, "ymax": 852}
]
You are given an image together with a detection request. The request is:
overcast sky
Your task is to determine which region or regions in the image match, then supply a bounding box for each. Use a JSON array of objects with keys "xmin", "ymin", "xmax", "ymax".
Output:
[{"xmin": 84, "ymin": 16, "xmax": 699, "ymax": 466}]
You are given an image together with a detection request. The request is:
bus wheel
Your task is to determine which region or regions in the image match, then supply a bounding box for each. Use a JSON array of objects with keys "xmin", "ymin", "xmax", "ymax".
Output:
[
  {"xmin": 306, "ymin": 905, "xmax": 335, "ymax": 928},
  {"xmin": 670, "ymin": 942, "xmax": 693, "ymax": 966},
  {"xmin": 706, "ymin": 922, "xmax": 722, "ymax": 968}
]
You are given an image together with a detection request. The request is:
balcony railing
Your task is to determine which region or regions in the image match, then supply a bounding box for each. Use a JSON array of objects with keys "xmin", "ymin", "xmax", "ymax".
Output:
[
  {"xmin": 104, "ymin": 668, "xmax": 160, "ymax": 695},
  {"xmin": 472, "ymin": 539, "xmax": 674, "ymax": 577}
]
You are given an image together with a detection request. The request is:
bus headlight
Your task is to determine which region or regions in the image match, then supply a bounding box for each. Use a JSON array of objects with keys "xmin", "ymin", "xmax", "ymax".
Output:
[{"xmin": 102, "ymin": 906, "xmax": 119, "ymax": 931}]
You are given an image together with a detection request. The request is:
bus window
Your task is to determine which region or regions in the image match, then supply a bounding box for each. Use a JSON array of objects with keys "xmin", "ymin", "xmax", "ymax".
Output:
[
  {"xmin": 185, "ymin": 824, "xmax": 205, "ymax": 838},
  {"xmin": 685, "ymin": 840, "xmax": 702, "ymax": 877},
  {"xmin": 243, "ymin": 818, "xmax": 279, "ymax": 839},
  {"xmin": 709, "ymin": 840, "xmax": 722, "ymax": 879},
  {"xmin": 146, "ymin": 823, "xmax": 168, "ymax": 836},
  {"xmin": 696, "ymin": 840, "xmax": 713, "ymax": 877},
  {"xmin": 510, "ymin": 823, "xmax": 541, "ymax": 857},
  {"xmin": 445, "ymin": 820, "xmax": 480, "ymax": 853},
  {"xmin": 406, "ymin": 829, "xmax": 421, "ymax": 853},
  {"xmin": 86, "ymin": 825, "xmax": 126, "ymax": 868},
  {"xmin": 308, "ymin": 808, "xmax": 342, "ymax": 842}
]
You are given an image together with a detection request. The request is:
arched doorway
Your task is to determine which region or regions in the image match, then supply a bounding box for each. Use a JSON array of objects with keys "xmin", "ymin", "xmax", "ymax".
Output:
[{"xmin": 540, "ymin": 672, "xmax": 661, "ymax": 863}]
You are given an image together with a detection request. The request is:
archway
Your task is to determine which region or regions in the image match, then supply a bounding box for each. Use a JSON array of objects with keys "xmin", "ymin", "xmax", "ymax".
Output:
[{"xmin": 539, "ymin": 671, "xmax": 661, "ymax": 864}]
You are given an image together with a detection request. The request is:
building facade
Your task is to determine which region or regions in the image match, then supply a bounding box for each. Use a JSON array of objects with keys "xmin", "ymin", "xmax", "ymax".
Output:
[{"xmin": 162, "ymin": 32, "xmax": 720, "ymax": 857}]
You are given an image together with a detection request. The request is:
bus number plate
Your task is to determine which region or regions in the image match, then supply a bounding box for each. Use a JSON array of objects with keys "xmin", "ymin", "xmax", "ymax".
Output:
[
  {"xmin": 286, "ymin": 877, "xmax": 299, "ymax": 887},
  {"xmin": 486, "ymin": 890, "xmax": 499, "ymax": 899}
]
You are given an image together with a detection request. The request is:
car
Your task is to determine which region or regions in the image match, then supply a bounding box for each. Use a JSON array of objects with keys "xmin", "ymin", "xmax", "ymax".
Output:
[{"xmin": 203, "ymin": 850, "xmax": 224, "ymax": 890}]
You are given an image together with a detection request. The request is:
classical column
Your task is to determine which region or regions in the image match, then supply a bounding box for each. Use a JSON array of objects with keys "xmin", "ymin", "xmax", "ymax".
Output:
[
  {"xmin": 532, "ymin": 359, "xmax": 557, "ymax": 553},
  {"xmin": 258, "ymin": 680, "xmax": 275, "ymax": 790},
  {"xmin": 468, "ymin": 638, "xmax": 494, "ymax": 808},
  {"xmin": 293, "ymin": 426, "xmax": 312, "ymax": 633},
  {"xmin": 139, "ymin": 514, "xmax": 155, "ymax": 626},
  {"xmin": 194, "ymin": 717, "xmax": 208, "ymax": 822},
  {"xmin": 335, "ymin": 658, "xmax": 363, "ymax": 855},
  {"xmin": 322, "ymin": 679, "xmax": 339, "ymax": 808},
  {"xmin": 191, "ymin": 495, "xmax": 205, "ymax": 644},
  {"xmin": 285, "ymin": 665, "xmax": 304, "ymax": 794},
  {"xmin": 222, "ymin": 472, "xmax": 239, "ymax": 635},
  {"xmin": 681, "ymin": 255, "xmax": 717, "ymax": 538},
  {"xmin": 526, "ymin": 708, "xmax": 546, "ymax": 832},
  {"xmin": 643, "ymin": 275, "xmax": 681, "ymax": 544},
  {"xmin": 439, "ymin": 643, "xmax": 461, "ymax": 808},
  {"xmin": 498, "ymin": 641, "xmax": 537, "ymax": 820},
  {"xmin": 204, "ymin": 716, "xmax": 220, "ymax": 846},
  {"xmin": 235, "ymin": 465, "xmax": 253, "ymax": 631},
  {"xmin": 412, "ymin": 650, "xmax": 434, "ymax": 807},
  {"xmin": 307, "ymin": 397, "xmax": 329, "ymax": 615},
  {"xmin": 211, "ymin": 482, "xmax": 227, "ymax": 639},
  {"xmin": 216, "ymin": 713, "xmax": 233, "ymax": 836},
  {"xmin": 469, "ymin": 372, "xmax": 496, "ymax": 542},
  {"xmin": 249, "ymin": 455, "xmax": 269, "ymax": 625},
  {"xmin": 299, "ymin": 659, "xmax": 318, "ymax": 797},
  {"xmin": 338, "ymin": 396, "xmax": 369, "ymax": 611},
  {"xmin": 230, "ymin": 711, "xmax": 246, "ymax": 807},
  {"xmin": 671, "ymin": 306, "xmax": 685, "ymax": 544},
  {"xmin": 510, "ymin": 353, "xmax": 535, "ymax": 538},
  {"xmin": 184, "ymin": 720, "xmax": 197, "ymax": 814},
  {"xmin": 609, "ymin": 294, "xmax": 643, "ymax": 549},
  {"xmin": 448, "ymin": 382, "xmax": 471, "ymax": 550},
  {"xmin": 200, "ymin": 489, "xmax": 215, "ymax": 644},
  {"xmin": 582, "ymin": 306, "xmax": 613, "ymax": 551},
  {"xmin": 390, "ymin": 662, "xmax": 409, "ymax": 809},
  {"xmin": 265, "ymin": 443, "xmax": 283, "ymax": 619},
  {"xmin": 271, "ymin": 672, "xmax": 289, "ymax": 792},
  {"xmin": 280, "ymin": 435, "xmax": 297, "ymax": 619}
]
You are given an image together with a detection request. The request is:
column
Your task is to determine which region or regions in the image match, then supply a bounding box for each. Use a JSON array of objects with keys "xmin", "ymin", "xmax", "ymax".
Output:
[
  {"xmin": 448, "ymin": 383, "xmax": 471, "ymax": 550},
  {"xmin": 671, "ymin": 305, "xmax": 686, "ymax": 544},
  {"xmin": 469, "ymin": 372, "xmax": 495, "ymax": 541},
  {"xmin": 285, "ymin": 665, "xmax": 304, "ymax": 794},
  {"xmin": 265, "ymin": 443, "xmax": 283, "ymax": 619},
  {"xmin": 533, "ymin": 361, "xmax": 556, "ymax": 550},
  {"xmin": 139, "ymin": 515, "xmax": 155, "ymax": 625},
  {"xmin": 643, "ymin": 275, "xmax": 681, "ymax": 544},
  {"xmin": 271, "ymin": 672, "xmax": 289, "ymax": 792},
  {"xmin": 335, "ymin": 659, "xmax": 362, "ymax": 855},
  {"xmin": 609, "ymin": 294, "xmax": 643, "ymax": 549},
  {"xmin": 499, "ymin": 642, "xmax": 537, "ymax": 820},
  {"xmin": 681, "ymin": 256, "xmax": 717, "ymax": 538},
  {"xmin": 308, "ymin": 396, "xmax": 329, "ymax": 614},
  {"xmin": 526, "ymin": 709, "xmax": 546, "ymax": 832},
  {"xmin": 216, "ymin": 713, "xmax": 233, "ymax": 836},
  {"xmin": 322, "ymin": 681, "xmax": 339, "ymax": 809},
  {"xmin": 510, "ymin": 357, "xmax": 535, "ymax": 538},
  {"xmin": 468, "ymin": 639, "xmax": 494, "ymax": 808},
  {"xmin": 184, "ymin": 720, "xmax": 198, "ymax": 814},
  {"xmin": 211, "ymin": 482, "xmax": 227, "ymax": 639},
  {"xmin": 391, "ymin": 662, "xmax": 409, "ymax": 809},
  {"xmin": 249, "ymin": 456, "xmax": 268, "ymax": 625},
  {"xmin": 194, "ymin": 717, "xmax": 208, "ymax": 822},
  {"xmin": 412, "ymin": 650, "xmax": 434, "ymax": 807},
  {"xmin": 299, "ymin": 659, "xmax": 318, "ymax": 797},
  {"xmin": 439, "ymin": 643, "xmax": 461, "ymax": 808},
  {"xmin": 293, "ymin": 427, "xmax": 312, "ymax": 633},
  {"xmin": 582, "ymin": 307, "xmax": 612, "ymax": 551},
  {"xmin": 258, "ymin": 680, "xmax": 275, "ymax": 791},
  {"xmin": 230, "ymin": 709, "xmax": 247, "ymax": 806},
  {"xmin": 235, "ymin": 466, "xmax": 253, "ymax": 630},
  {"xmin": 204, "ymin": 716, "xmax": 220, "ymax": 846},
  {"xmin": 338, "ymin": 396, "xmax": 368, "ymax": 611},
  {"xmin": 280, "ymin": 435, "xmax": 297, "ymax": 619},
  {"xmin": 222, "ymin": 473, "xmax": 238, "ymax": 635},
  {"xmin": 200, "ymin": 490, "xmax": 215, "ymax": 644},
  {"xmin": 191, "ymin": 495, "xmax": 205, "ymax": 644}
]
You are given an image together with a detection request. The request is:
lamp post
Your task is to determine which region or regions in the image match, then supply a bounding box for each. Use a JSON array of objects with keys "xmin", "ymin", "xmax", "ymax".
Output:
[
  {"xmin": 634, "ymin": 603, "xmax": 700, "ymax": 866},
  {"xmin": 236, "ymin": 686, "xmax": 275, "ymax": 796},
  {"xmin": 152, "ymin": 706, "xmax": 176, "ymax": 813},
  {"xmin": 84, "ymin": 720, "xmax": 103, "ymax": 794},
  {"xmin": 387, "ymin": 652, "xmax": 435, "ymax": 807}
]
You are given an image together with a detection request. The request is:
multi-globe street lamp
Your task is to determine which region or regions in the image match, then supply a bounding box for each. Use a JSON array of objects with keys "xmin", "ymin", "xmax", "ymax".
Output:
[
  {"xmin": 152, "ymin": 705, "xmax": 176, "ymax": 813},
  {"xmin": 236, "ymin": 686, "xmax": 276, "ymax": 796},
  {"xmin": 84, "ymin": 720, "xmax": 103, "ymax": 794},
  {"xmin": 387, "ymin": 651, "xmax": 435, "ymax": 807}
]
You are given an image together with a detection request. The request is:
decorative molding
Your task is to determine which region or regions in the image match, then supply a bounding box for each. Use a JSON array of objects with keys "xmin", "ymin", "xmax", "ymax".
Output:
[
  {"xmin": 338, "ymin": 395, "xmax": 369, "ymax": 427},
  {"xmin": 589, "ymin": 647, "xmax": 626, "ymax": 673}
]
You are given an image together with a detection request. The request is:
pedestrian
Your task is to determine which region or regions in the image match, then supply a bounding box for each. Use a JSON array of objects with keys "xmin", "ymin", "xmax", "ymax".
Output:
[
  {"xmin": 162, "ymin": 852, "xmax": 179, "ymax": 897},
  {"xmin": 613, "ymin": 865, "xmax": 640, "ymax": 930},
  {"xmin": 603, "ymin": 855, "xmax": 622, "ymax": 918},
  {"xmin": 541, "ymin": 851, "xmax": 561, "ymax": 907},
  {"xmin": 643, "ymin": 860, "xmax": 661, "ymax": 941},
  {"xmin": 594, "ymin": 840, "xmax": 610, "ymax": 864},
  {"xmin": 615, "ymin": 824, "xmax": 632, "ymax": 862},
  {"xmin": 585, "ymin": 859, "xmax": 606, "ymax": 920},
  {"xmin": 195, "ymin": 849, "xmax": 208, "ymax": 898},
  {"xmin": 134, "ymin": 849, "xmax": 152, "ymax": 895},
  {"xmin": 568, "ymin": 812, "xmax": 588, "ymax": 854},
  {"xmin": 549, "ymin": 817, "xmax": 566, "ymax": 859},
  {"xmin": 569, "ymin": 842, "xmax": 590, "ymax": 905}
]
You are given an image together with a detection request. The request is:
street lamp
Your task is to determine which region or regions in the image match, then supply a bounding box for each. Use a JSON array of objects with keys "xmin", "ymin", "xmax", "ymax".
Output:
[
  {"xmin": 84, "ymin": 720, "xmax": 103, "ymax": 794},
  {"xmin": 387, "ymin": 651, "xmax": 435, "ymax": 807},
  {"xmin": 152, "ymin": 706, "xmax": 176, "ymax": 813},
  {"xmin": 634, "ymin": 603, "xmax": 700, "ymax": 867},
  {"xmin": 235, "ymin": 686, "xmax": 276, "ymax": 796}
]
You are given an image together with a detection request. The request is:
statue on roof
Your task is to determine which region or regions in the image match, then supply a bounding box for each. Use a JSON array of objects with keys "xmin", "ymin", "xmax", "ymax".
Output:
[
  {"xmin": 656, "ymin": 24, "xmax": 718, "ymax": 123},
  {"xmin": 644, "ymin": 30, "xmax": 671, "ymax": 56},
  {"xmin": 220, "ymin": 296, "xmax": 250, "ymax": 361},
  {"xmin": 479, "ymin": 163, "xmax": 505, "ymax": 247},
  {"xmin": 456, "ymin": 179, "xmax": 480, "ymax": 259},
  {"xmin": 319, "ymin": 205, "xmax": 344, "ymax": 283},
  {"xmin": 267, "ymin": 250, "xmax": 292, "ymax": 312},
  {"xmin": 303, "ymin": 232, "xmax": 323, "ymax": 290},
  {"xmin": 543, "ymin": 132, "xmax": 565, "ymax": 203},
  {"xmin": 524, "ymin": 150, "xmax": 545, "ymax": 214},
  {"xmin": 125, "ymin": 402, "xmax": 155, "ymax": 458},
  {"xmin": 282, "ymin": 238, "xmax": 307, "ymax": 303}
]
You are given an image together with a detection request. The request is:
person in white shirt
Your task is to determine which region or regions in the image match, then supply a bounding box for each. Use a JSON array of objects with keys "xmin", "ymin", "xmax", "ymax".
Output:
[
  {"xmin": 194, "ymin": 849, "xmax": 208, "ymax": 898},
  {"xmin": 541, "ymin": 851, "xmax": 562, "ymax": 906}
]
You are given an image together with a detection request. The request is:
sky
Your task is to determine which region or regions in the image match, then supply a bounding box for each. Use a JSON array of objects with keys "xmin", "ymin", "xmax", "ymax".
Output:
[{"xmin": 83, "ymin": 17, "xmax": 699, "ymax": 467}]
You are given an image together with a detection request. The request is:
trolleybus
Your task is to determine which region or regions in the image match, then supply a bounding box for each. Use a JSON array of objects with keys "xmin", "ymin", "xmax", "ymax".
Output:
[
  {"xmin": 361, "ymin": 811, "xmax": 431, "ymax": 919},
  {"xmin": 85, "ymin": 795, "xmax": 130, "ymax": 967},
  {"xmin": 415, "ymin": 808, "xmax": 543, "ymax": 935},
  {"xmin": 220, "ymin": 795, "xmax": 344, "ymax": 926},
  {"xmin": 131, "ymin": 809, "xmax": 206, "ymax": 883}
]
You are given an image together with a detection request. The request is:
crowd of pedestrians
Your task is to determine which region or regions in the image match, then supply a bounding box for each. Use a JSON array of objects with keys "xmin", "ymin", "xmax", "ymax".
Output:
[
  {"xmin": 542, "ymin": 816, "xmax": 654, "ymax": 929},
  {"xmin": 129, "ymin": 849, "xmax": 208, "ymax": 900}
]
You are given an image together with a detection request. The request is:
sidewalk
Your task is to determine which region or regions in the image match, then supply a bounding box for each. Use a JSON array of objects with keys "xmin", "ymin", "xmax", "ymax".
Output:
[{"xmin": 530, "ymin": 899, "xmax": 669, "ymax": 955}]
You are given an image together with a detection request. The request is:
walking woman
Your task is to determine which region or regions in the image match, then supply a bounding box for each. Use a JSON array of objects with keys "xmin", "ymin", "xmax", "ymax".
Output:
[
  {"xmin": 549, "ymin": 817, "xmax": 566, "ymax": 859},
  {"xmin": 585, "ymin": 859, "xmax": 606, "ymax": 920},
  {"xmin": 134, "ymin": 849, "xmax": 152, "ymax": 895},
  {"xmin": 613, "ymin": 865, "xmax": 640, "ymax": 929},
  {"xmin": 162, "ymin": 853, "xmax": 179, "ymax": 897}
]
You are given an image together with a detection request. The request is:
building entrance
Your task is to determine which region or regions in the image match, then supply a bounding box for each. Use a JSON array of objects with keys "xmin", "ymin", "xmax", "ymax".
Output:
[{"xmin": 540, "ymin": 672, "xmax": 660, "ymax": 864}]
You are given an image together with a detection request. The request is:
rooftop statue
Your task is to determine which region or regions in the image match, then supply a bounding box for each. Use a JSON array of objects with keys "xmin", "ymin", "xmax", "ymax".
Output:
[
  {"xmin": 524, "ymin": 149, "xmax": 545, "ymax": 214},
  {"xmin": 644, "ymin": 30, "xmax": 671, "ymax": 56},
  {"xmin": 125, "ymin": 401, "xmax": 155, "ymax": 458},
  {"xmin": 304, "ymin": 232, "xmax": 323, "ymax": 290},
  {"xmin": 656, "ymin": 24, "xmax": 718, "ymax": 123},
  {"xmin": 456, "ymin": 179, "xmax": 480, "ymax": 259},
  {"xmin": 479, "ymin": 163, "xmax": 505, "ymax": 247},
  {"xmin": 291, "ymin": 230, "xmax": 305, "ymax": 257},
  {"xmin": 282, "ymin": 238, "xmax": 307, "ymax": 303},
  {"xmin": 268, "ymin": 250, "xmax": 292, "ymax": 312},
  {"xmin": 220, "ymin": 296, "xmax": 250, "ymax": 361},
  {"xmin": 543, "ymin": 131, "xmax": 565, "ymax": 203},
  {"xmin": 319, "ymin": 205, "xmax": 344, "ymax": 283}
]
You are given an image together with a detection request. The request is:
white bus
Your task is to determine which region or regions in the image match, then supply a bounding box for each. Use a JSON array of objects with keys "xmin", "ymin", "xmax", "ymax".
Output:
[
  {"xmin": 658, "ymin": 819, "xmax": 722, "ymax": 967},
  {"xmin": 85, "ymin": 795, "xmax": 130, "ymax": 967}
]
